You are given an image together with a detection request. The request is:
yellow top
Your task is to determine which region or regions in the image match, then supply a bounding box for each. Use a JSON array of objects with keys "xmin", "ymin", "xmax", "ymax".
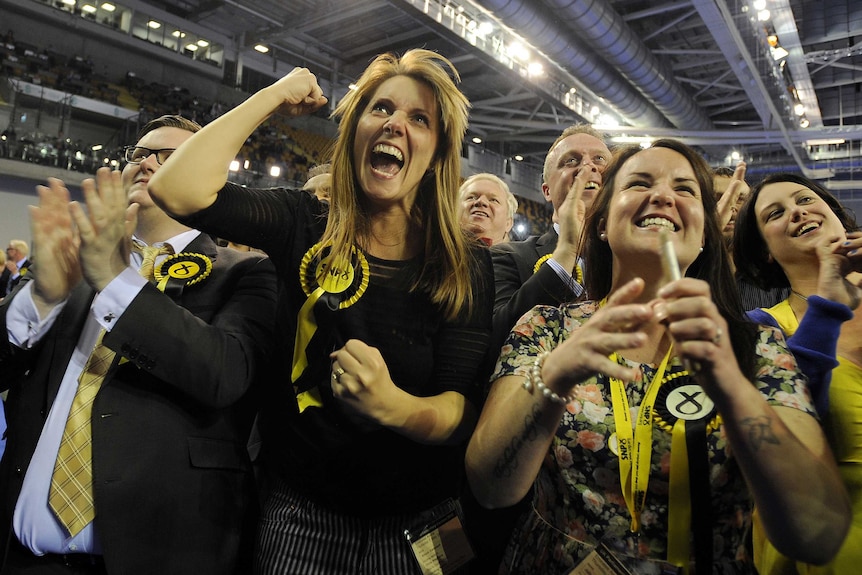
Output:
[{"xmin": 754, "ymin": 299, "xmax": 862, "ymax": 574}]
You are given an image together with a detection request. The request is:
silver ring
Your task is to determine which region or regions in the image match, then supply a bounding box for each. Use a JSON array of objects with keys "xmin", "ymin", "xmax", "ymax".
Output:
[
  {"xmin": 712, "ymin": 327, "xmax": 723, "ymax": 345},
  {"xmin": 332, "ymin": 367, "xmax": 345, "ymax": 382}
]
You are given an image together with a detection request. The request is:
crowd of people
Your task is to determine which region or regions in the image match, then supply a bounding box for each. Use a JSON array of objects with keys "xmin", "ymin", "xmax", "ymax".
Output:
[{"xmin": 0, "ymin": 46, "xmax": 860, "ymax": 575}]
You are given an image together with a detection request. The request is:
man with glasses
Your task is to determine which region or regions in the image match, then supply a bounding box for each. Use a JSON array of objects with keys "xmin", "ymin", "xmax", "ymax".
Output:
[
  {"xmin": 490, "ymin": 124, "xmax": 611, "ymax": 342},
  {"xmin": 0, "ymin": 115, "xmax": 277, "ymax": 573}
]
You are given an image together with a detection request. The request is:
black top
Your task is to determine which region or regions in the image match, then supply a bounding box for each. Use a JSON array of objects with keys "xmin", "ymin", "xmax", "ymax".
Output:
[{"xmin": 181, "ymin": 184, "xmax": 494, "ymax": 516}]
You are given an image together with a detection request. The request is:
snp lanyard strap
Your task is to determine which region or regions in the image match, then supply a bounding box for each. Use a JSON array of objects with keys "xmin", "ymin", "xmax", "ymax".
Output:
[{"xmin": 609, "ymin": 346, "xmax": 672, "ymax": 533}]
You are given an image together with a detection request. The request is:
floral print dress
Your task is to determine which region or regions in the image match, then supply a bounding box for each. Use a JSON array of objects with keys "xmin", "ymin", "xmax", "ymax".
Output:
[{"xmin": 492, "ymin": 301, "xmax": 815, "ymax": 575}]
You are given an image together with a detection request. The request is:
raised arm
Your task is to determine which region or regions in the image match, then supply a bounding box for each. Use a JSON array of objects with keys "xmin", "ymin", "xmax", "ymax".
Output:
[
  {"xmin": 148, "ymin": 68, "xmax": 327, "ymax": 217},
  {"xmin": 467, "ymin": 279, "xmax": 649, "ymax": 508},
  {"xmin": 660, "ymin": 278, "xmax": 850, "ymax": 565}
]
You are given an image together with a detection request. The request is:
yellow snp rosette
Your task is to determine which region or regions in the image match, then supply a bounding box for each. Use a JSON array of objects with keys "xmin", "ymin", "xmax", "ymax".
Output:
[
  {"xmin": 153, "ymin": 253, "xmax": 213, "ymax": 293},
  {"xmin": 292, "ymin": 242, "xmax": 369, "ymax": 412}
]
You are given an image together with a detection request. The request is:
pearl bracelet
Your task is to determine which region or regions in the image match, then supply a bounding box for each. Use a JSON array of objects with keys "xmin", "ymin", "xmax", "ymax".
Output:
[{"xmin": 522, "ymin": 351, "xmax": 576, "ymax": 405}]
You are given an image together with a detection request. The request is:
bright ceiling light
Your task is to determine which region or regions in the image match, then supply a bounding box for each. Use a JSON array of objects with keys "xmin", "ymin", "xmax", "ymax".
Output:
[
  {"xmin": 596, "ymin": 114, "xmax": 619, "ymax": 128},
  {"xmin": 514, "ymin": 155, "xmax": 524, "ymax": 161},
  {"xmin": 185, "ymin": 44, "xmax": 199, "ymax": 51},
  {"xmin": 527, "ymin": 62, "xmax": 544, "ymax": 77},
  {"xmin": 805, "ymin": 138, "xmax": 845, "ymax": 146},
  {"xmin": 147, "ymin": 20, "xmax": 161, "ymax": 29},
  {"xmin": 757, "ymin": 9, "xmax": 770, "ymax": 21},
  {"xmin": 771, "ymin": 46, "xmax": 788, "ymax": 60},
  {"xmin": 197, "ymin": 39, "xmax": 209, "ymax": 47},
  {"xmin": 81, "ymin": 4, "xmax": 96, "ymax": 13},
  {"xmin": 229, "ymin": 160, "xmax": 240, "ymax": 172},
  {"xmin": 507, "ymin": 42, "xmax": 529, "ymax": 61},
  {"xmin": 254, "ymin": 44, "xmax": 269, "ymax": 53},
  {"xmin": 101, "ymin": 2, "xmax": 115, "ymax": 11},
  {"xmin": 799, "ymin": 116, "xmax": 810, "ymax": 128},
  {"xmin": 477, "ymin": 22, "xmax": 494, "ymax": 36},
  {"xmin": 612, "ymin": 135, "xmax": 653, "ymax": 145},
  {"xmin": 753, "ymin": 0, "xmax": 767, "ymax": 10},
  {"xmin": 270, "ymin": 166, "xmax": 281, "ymax": 178},
  {"xmin": 472, "ymin": 137, "xmax": 483, "ymax": 144},
  {"xmin": 794, "ymin": 103, "xmax": 805, "ymax": 116}
]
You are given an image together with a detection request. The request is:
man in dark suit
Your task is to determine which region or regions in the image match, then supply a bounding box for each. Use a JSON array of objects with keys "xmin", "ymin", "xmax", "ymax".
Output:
[
  {"xmin": 490, "ymin": 124, "xmax": 612, "ymax": 346},
  {"xmin": 4, "ymin": 240, "xmax": 31, "ymax": 296},
  {"xmin": 0, "ymin": 115, "xmax": 277, "ymax": 574}
]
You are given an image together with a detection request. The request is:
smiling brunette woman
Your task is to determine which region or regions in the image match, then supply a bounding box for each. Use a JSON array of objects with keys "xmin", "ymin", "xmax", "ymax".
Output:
[
  {"xmin": 465, "ymin": 140, "xmax": 849, "ymax": 574},
  {"xmin": 147, "ymin": 50, "xmax": 493, "ymax": 574},
  {"xmin": 734, "ymin": 173, "xmax": 862, "ymax": 575}
]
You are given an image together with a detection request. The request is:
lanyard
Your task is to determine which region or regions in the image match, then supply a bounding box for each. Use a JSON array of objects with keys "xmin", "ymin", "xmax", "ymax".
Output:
[{"xmin": 609, "ymin": 345, "xmax": 672, "ymax": 533}]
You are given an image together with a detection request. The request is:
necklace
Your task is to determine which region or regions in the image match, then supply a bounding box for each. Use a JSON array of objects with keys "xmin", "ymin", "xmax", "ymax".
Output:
[{"xmin": 791, "ymin": 289, "xmax": 809, "ymax": 302}]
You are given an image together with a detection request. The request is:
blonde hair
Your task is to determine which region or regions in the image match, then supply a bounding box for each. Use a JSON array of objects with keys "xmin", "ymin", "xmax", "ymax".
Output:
[
  {"xmin": 324, "ymin": 49, "xmax": 474, "ymax": 320},
  {"xmin": 8, "ymin": 239, "xmax": 28, "ymax": 258}
]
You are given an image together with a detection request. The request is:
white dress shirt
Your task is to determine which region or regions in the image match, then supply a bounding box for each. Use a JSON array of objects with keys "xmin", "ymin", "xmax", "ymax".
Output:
[{"xmin": 7, "ymin": 231, "xmax": 199, "ymax": 555}]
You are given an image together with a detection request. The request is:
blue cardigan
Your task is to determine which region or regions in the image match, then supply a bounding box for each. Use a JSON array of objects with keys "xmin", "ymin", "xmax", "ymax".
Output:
[{"xmin": 746, "ymin": 295, "xmax": 853, "ymax": 416}]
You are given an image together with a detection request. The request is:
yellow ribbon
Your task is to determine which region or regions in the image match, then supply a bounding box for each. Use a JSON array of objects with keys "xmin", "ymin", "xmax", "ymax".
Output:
[
  {"xmin": 667, "ymin": 417, "xmax": 691, "ymax": 573},
  {"xmin": 609, "ymin": 346, "xmax": 672, "ymax": 533},
  {"xmin": 292, "ymin": 286, "xmax": 326, "ymax": 411},
  {"xmin": 292, "ymin": 243, "xmax": 369, "ymax": 413}
]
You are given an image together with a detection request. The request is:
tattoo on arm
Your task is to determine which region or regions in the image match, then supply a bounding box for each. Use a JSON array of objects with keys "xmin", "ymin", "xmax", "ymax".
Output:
[
  {"xmin": 493, "ymin": 402, "xmax": 544, "ymax": 479},
  {"xmin": 740, "ymin": 415, "xmax": 780, "ymax": 452}
]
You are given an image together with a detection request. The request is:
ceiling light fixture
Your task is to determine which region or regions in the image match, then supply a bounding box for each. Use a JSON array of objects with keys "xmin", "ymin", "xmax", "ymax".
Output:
[
  {"xmin": 805, "ymin": 138, "xmax": 845, "ymax": 146},
  {"xmin": 771, "ymin": 46, "xmax": 788, "ymax": 60}
]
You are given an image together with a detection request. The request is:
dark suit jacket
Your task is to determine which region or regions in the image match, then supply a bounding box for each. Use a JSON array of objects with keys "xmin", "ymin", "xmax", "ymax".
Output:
[
  {"xmin": 0, "ymin": 234, "xmax": 277, "ymax": 574},
  {"xmin": 0, "ymin": 269, "xmax": 9, "ymax": 299},
  {"xmin": 4, "ymin": 259, "xmax": 30, "ymax": 296},
  {"xmin": 490, "ymin": 230, "xmax": 578, "ymax": 354}
]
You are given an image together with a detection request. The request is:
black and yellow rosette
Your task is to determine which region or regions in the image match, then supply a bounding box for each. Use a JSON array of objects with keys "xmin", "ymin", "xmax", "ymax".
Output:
[
  {"xmin": 654, "ymin": 370, "xmax": 721, "ymax": 575},
  {"xmin": 153, "ymin": 253, "xmax": 213, "ymax": 294},
  {"xmin": 533, "ymin": 253, "xmax": 583, "ymax": 285},
  {"xmin": 292, "ymin": 242, "xmax": 369, "ymax": 412}
]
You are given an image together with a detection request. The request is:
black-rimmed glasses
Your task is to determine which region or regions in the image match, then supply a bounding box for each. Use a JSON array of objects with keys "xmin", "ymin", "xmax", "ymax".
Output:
[{"xmin": 123, "ymin": 146, "xmax": 177, "ymax": 165}]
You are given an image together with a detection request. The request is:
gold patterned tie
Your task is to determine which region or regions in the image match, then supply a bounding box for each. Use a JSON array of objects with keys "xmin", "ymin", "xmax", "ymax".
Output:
[
  {"xmin": 49, "ymin": 330, "xmax": 116, "ymax": 536},
  {"xmin": 132, "ymin": 240, "xmax": 174, "ymax": 283}
]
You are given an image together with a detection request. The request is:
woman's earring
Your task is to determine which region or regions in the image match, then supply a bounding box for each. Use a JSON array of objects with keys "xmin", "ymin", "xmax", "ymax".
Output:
[
  {"xmin": 599, "ymin": 232, "xmax": 607, "ymax": 241},
  {"xmin": 699, "ymin": 246, "xmax": 704, "ymax": 253}
]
